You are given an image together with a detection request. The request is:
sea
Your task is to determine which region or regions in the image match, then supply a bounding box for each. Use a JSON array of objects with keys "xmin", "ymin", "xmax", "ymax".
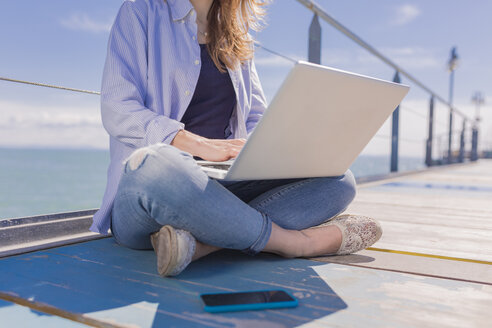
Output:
[{"xmin": 0, "ymin": 147, "xmax": 425, "ymax": 220}]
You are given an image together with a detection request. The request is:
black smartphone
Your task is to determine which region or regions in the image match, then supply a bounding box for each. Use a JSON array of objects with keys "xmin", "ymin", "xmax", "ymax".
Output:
[{"xmin": 200, "ymin": 289, "xmax": 298, "ymax": 313}]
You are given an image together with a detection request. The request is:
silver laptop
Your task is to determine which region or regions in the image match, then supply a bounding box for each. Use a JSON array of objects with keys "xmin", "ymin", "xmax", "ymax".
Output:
[{"xmin": 197, "ymin": 60, "xmax": 409, "ymax": 180}]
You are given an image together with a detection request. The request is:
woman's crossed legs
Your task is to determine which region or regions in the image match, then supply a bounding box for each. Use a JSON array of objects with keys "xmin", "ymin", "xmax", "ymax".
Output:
[{"xmin": 111, "ymin": 143, "xmax": 356, "ymax": 262}]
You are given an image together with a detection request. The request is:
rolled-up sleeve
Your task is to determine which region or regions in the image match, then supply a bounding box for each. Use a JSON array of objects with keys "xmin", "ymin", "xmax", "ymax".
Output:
[
  {"xmin": 246, "ymin": 57, "xmax": 268, "ymax": 137},
  {"xmin": 100, "ymin": 1, "xmax": 184, "ymax": 149}
]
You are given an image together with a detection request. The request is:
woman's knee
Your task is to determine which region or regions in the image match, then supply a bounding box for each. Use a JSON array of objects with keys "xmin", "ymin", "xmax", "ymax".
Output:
[
  {"xmin": 300, "ymin": 171, "xmax": 356, "ymax": 226},
  {"xmin": 123, "ymin": 143, "xmax": 199, "ymax": 189},
  {"xmin": 112, "ymin": 228, "xmax": 153, "ymax": 250},
  {"xmin": 342, "ymin": 169, "xmax": 357, "ymax": 202},
  {"xmin": 124, "ymin": 143, "xmax": 191, "ymax": 172},
  {"xmin": 120, "ymin": 143, "xmax": 210, "ymax": 219},
  {"xmin": 320, "ymin": 170, "xmax": 356, "ymax": 211},
  {"xmin": 112, "ymin": 193, "xmax": 159, "ymax": 250},
  {"xmin": 332, "ymin": 169, "xmax": 356, "ymax": 213}
]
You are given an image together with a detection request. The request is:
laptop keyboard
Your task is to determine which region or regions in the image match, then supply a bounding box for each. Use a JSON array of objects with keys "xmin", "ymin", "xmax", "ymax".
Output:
[{"xmin": 198, "ymin": 163, "xmax": 231, "ymax": 170}]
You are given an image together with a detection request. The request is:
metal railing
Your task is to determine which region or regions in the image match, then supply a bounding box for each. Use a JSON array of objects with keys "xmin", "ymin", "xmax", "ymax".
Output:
[
  {"xmin": 295, "ymin": 0, "xmax": 480, "ymax": 170},
  {"xmin": 0, "ymin": 0, "xmax": 484, "ymax": 173},
  {"xmin": 0, "ymin": 76, "xmax": 100, "ymax": 95}
]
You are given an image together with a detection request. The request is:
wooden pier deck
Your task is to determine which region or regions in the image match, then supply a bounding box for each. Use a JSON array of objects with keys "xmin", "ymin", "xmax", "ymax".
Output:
[{"xmin": 1, "ymin": 160, "xmax": 491, "ymax": 327}]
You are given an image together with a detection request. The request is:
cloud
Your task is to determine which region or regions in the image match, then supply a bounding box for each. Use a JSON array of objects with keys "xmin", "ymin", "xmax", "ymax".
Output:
[
  {"xmin": 391, "ymin": 4, "xmax": 421, "ymax": 26},
  {"xmin": 60, "ymin": 13, "xmax": 113, "ymax": 33},
  {"xmin": 0, "ymin": 100, "xmax": 108, "ymax": 149},
  {"xmin": 0, "ymin": 100, "xmax": 101, "ymax": 129}
]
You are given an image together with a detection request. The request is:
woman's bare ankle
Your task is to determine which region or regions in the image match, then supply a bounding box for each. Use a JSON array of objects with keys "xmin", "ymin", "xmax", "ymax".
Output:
[
  {"xmin": 299, "ymin": 225, "xmax": 342, "ymax": 257},
  {"xmin": 192, "ymin": 241, "xmax": 221, "ymax": 261},
  {"xmin": 263, "ymin": 223, "xmax": 310, "ymax": 258}
]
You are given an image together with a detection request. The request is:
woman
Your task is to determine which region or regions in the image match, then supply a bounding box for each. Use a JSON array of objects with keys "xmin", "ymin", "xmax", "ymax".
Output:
[{"xmin": 90, "ymin": 0, "xmax": 382, "ymax": 277}]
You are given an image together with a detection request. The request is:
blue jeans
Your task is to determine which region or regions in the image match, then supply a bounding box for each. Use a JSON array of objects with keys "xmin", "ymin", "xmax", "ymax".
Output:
[{"xmin": 111, "ymin": 143, "xmax": 356, "ymax": 255}]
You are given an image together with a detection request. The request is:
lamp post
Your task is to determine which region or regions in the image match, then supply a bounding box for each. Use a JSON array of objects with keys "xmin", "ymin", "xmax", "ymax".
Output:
[{"xmin": 447, "ymin": 47, "xmax": 459, "ymax": 163}]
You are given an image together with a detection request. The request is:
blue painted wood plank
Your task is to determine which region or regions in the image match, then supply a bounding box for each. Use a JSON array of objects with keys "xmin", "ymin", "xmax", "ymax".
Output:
[
  {"xmin": 304, "ymin": 264, "xmax": 492, "ymax": 327},
  {"xmin": 1, "ymin": 238, "xmax": 490, "ymax": 327},
  {"xmin": 0, "ymin": 238, "xmax": 347, "ymax": 327},
  {"xmin": 348, "ymin": 161, "xmax": 492, "ymax": 261},
  {"xmin": 0, "ymin": 299, "xmax": 89, "ymax": 328}
]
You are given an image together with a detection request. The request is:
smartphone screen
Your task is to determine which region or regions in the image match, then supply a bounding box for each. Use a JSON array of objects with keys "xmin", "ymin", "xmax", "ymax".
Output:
[{"xmin": 201, "ymin": 290, "xmax": 295, "ymax": 307}]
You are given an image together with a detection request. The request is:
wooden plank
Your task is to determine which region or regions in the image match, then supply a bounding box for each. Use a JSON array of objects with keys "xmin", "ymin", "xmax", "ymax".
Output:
[
  {"xmin": 2, "ymin": 161, "xmax": 491, "ymax": 327},
  {"xmin": 310, "ymin": 249, "xmax": 492, "ymax": 285},
  {"xmin": 0, "ymin": 298, "xmax": 90, "ymax": 328},
  {"xmin": 0, "ymin": 239, "xmax": 349, "ymax": 328},
  {"xmin": 300, "ymin": 264, "xmax": 492, "ymax": 328},
  {"xmin": 345, "ymin": 159, "xmax": 492, "ymax": 262},
  {"xmin": 1, "ymin": 239, "xmax": 491, "ymax": 327}
]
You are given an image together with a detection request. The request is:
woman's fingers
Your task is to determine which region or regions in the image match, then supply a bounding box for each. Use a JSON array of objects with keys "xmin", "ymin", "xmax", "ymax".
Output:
[
  {"xmin": 196, "ymin": 143, "xmax": 235, "ymax": 162},
  {"xmin": 227, "ymin": 145, "xmax": 243, "ymax": 158},
  {"xmin": 171, "ymin": 130, "xmax": 247, "ymax": 161},
  {"xmin": 194, "ymin": 137, "xmax": 246, "ymax": 162},
  {"xmin": 229, "ymin": 138, "xmax": 247, "ymax": 145},
  {"xmin": 213, "ymin": 144, "xmax": 242, "ymax": 161},
  {"xmin": 210, "ymin": 138, "xmax": 246, "ymax": 146}
]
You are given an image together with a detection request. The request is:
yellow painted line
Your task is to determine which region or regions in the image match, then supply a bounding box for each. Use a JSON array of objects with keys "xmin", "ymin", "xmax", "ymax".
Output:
[{"xmin": 367, "ymin": 247, "xmax": 492, "ymax": 265}]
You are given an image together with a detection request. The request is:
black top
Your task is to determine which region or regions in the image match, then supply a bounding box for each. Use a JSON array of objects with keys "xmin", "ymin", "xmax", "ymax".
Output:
[{"xmin": 180, "ymin": 43, "xmax": 236, "ymax": 139}]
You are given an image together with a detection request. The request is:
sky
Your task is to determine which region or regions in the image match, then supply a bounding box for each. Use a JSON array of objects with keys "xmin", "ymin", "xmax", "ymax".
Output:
[{"xmin": 0, "ymin": 0, "xmax": 491, "ymax": 159}]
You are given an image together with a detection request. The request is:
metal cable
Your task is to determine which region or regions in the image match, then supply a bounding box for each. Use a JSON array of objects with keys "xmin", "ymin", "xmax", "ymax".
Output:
[
  {"xmin": 435, "ymin": 130, "xmax": 467, "ymax": 138},
  {"xmin": 295, "ymin": 0, "xmax": 472, "ymax": 121},
  {"xmin": 0, "ymin": 41, "xmax": 471, "ymax": 143},
  {"xmin": 0, "ymin": 76, "xmax": 100, "ymax": 95},
  {"xmin": 373, "ymin": 133, "xmax": 424, "ymax": 144},
  {"xmin": 400, "ymin": 105, "xmax": 427, "ymax": 121},
  {"xmin": 0, "ymin": 0, "xmax": 475, "ymax": 133},
  {"xmin": 253, "ymin": 41, "xmax": 298, "ymax": 64},
  {"xmin": 399, "ymin": 105, "xmax": 448, "ymax": 129},
  {"xmin": 400, "ymin": 137, "xmax": 426, "ymax": 144},
  {"xmin": 252, "ymin": 40, "xmax": 461, "ymax": 134},
  {"xmin": 0, "ymin": 42, "xmax": 292, "ymax": 96}
]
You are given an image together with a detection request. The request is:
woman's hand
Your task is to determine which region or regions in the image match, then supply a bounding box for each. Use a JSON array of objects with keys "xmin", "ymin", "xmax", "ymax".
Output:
[{"xmin": 171, "ymin": 129, "xmax": 246, "ymax": 162}]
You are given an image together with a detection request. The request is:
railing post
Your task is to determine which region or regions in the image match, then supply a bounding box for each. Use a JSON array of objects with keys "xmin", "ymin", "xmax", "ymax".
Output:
[
  {"xmin": 425, "ymin": 96, "xmax": 434, "ymax": 166},
  {"xmin": 448, "ymin": 106, "xmax": 454, "ymax": 163},
  {"xmin": 390, "ymin": 71, "xmax": 401, "ymax": 172},
  {"xmin": 437, "ymin": 135, "xmax": 442, "ymax": 164},
  {"xmin": 447, "ymin": 47, "xmax": 458, "ymax": 164},
  {"xmin": 471, "ymin": 126, "xmax": 479, "ymax": 161},
  {"xmin": 459, "ymin": 119, "xmax": 466, "ymax": 162},
  {"xmin": 308, "ymin": 14, "xmax": 321, "ymax": 64}
]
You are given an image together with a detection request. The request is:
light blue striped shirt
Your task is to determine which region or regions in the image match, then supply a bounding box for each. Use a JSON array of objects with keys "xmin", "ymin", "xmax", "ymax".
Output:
[{"xmin": 90, "ymin": 0, "xmax": 268, "ymax": 234}]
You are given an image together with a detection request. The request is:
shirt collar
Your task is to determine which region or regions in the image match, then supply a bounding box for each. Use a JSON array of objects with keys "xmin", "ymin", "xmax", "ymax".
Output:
[{"xmin": 167, "ymin": 0, "xmax": 194, "ymax": 22}]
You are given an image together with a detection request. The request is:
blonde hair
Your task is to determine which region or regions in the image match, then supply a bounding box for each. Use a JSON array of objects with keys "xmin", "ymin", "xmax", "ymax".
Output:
[{"xmin": 205, "ymin": 0, "xmax": 269, "ymax": 73}]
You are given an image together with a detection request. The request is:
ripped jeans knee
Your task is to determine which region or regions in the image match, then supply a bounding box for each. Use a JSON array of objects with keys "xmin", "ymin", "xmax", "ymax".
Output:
[
  {"xmin": 122, "ymin": 143, "xmax": 195, "ymax": 175},
  {"xmin": 123, "ymin": 146, "xmax": 158, "ymax": 172}
]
